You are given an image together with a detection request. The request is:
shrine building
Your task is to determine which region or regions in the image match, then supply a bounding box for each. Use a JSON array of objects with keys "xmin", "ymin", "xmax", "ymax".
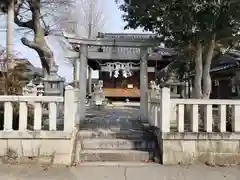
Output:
[{"xmin": 69, "ymin": 33, "xmax": 177, "ymax": 101}]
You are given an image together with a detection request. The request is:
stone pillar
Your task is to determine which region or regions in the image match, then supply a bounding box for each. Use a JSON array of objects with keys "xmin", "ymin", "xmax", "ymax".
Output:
[
  {"xmin": 140, "ymin": 47, "xmax": 148, "ymax": 121},
  {"xmin": 78, "ymin": 44, "xmax": 88, "ymax": 123},
  {"xmin": 159, "ymin": 88, "xmax": 170, "ymax": 132},
  {"xmin": 88, "ymin": 66, "xmax": 92, "ymax": 94}
]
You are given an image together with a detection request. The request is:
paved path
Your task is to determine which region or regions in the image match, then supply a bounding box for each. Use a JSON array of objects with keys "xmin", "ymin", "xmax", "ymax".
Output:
[
  {"xmin": 0, "ymin": 164, "xmax": 239, "ymax": 180},
  {"xmin": 84, "ymin": 107, "xmax": 143, "ymax": 131}
]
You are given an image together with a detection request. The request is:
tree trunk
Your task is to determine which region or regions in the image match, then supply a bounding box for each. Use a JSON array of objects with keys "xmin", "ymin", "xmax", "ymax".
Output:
[
  {"xmin": 194, "ymin": 40, "xmax": 203, "ymax": 99},
  {"xmin": 14, "ymin": 0, "xmax": 54, "ymax": 75},
  {"xmin": 202, "ymin": 34, "xmax": 216, "ymax": 99}
]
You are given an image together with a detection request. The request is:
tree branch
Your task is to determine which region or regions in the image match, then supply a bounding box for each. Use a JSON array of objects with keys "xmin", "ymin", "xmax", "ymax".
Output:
[
  {"xmin": 20, "ymin": 37, "xmax": 42, "ymax": 51},
  {"xmin": 14, "ymin": 0, "xmax": 34, "ymax": 29},
  {"xmin": 14, "ymin": 17, "xmax": 33, "ymax": 29},
  {"xmin": 21, "ymin": 37, "xmax": 51, "ymax": 74}
]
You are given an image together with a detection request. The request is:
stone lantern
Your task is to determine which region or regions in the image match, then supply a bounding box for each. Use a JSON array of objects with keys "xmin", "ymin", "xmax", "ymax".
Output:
[
  {"xmin": 41, "ymin": 65, "xmax": 65, "ymax": 129},
  {"xmin": 25, "ymin": 80, "xmax": 37, "ymax": 96},
  {"xmin": 42, "ymin": 64, "xmax": 65, "ymax": 96}
]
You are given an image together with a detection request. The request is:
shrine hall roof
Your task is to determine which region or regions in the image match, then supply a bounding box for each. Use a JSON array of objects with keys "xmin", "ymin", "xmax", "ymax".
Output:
[
  {"xmin": 210, "ymin": 50, "xmax": 240, "ymax": 73},
  {"xmin": 183, "ymin": 50, "xmax": 240, "ymax": 78}
]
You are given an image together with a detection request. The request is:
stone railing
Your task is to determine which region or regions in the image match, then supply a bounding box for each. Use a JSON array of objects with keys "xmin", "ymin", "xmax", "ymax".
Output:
[
  {"xmin": 170, "ymin": 98, "xmax": 240, "ymax": 133},
  {"xmin": 0, "ymin": 86, "xmax": 78, "ymax": 165},
  {"xmin": 1, "ymin": 86, "xmax": 76, "ymax": 133},
  {"xmin": 149, "ymin": 87, "xmax": 240, "ymax": 133},
  {"xmin": 148, "ymin": 87, "xmax": 240, "ymax": 165},
  {"xmin": 2, "ymin": 95, "xmax": 63, "ymax": 131}
]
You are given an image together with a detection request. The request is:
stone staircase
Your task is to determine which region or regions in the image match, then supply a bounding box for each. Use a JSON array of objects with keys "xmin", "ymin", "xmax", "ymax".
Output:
[
  {"xmin": 74, "ymin": 106, "xmax": 224, "ymax": 164},
  {"xmin": 75, "ymin": 122, "xmax": 159, "ymax": 163}
]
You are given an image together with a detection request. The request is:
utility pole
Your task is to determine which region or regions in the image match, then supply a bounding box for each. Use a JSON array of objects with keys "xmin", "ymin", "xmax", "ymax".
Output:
[
  {"xmin": 87, "ymin": 0, "xmax": 94, "ymax": 94},
  {"xmin": 6, "ymin": 0, "xmax": 14, "ymax": 71},
  {"xmin": 4, "ymin": 0, "xmax": 15, "ymax": 95}
]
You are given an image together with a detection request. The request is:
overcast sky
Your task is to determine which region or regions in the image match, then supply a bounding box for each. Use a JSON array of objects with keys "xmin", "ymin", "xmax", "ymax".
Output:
[{"xmin": 0, "ymin": 0, "xmax": 146, "ymax": 82}]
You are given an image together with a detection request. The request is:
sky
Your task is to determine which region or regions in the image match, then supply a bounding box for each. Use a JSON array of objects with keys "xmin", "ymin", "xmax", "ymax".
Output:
[{"xmin": 0, "ymin": 0, "xmax": 146, "ymax": 82}]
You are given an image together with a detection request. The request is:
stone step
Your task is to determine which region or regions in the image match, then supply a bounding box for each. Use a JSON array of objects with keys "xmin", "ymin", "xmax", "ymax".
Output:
[
  {"xmin": 76, "ymin": 161, "xmax": 157, "ymax": 166},
  {"xmin": 78, "ymin": 149, "xmax": 152, "ymax": 162},
  {"xmin": 82, "ymin": 138, "xmax": 156, "ymax": 150},
  {"xmin": 78, "ymin": 129, "xmax": 155, "ymax": 140}
]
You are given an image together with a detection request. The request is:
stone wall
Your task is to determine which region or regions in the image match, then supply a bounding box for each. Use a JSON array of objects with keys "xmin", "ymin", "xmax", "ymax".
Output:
[
  {"xmin": 160, "ymin": 132, "xmax": 240, "ymax": 165},
  {"xmin": 0, "ymin": 130, "xmax": 77, "ymax": 165},
  {"xmin": 149, "ymin": 87, "xmax": 240, "ymax": 165}
]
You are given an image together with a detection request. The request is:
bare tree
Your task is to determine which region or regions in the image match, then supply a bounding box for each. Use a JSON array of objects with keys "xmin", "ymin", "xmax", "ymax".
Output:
[
  {"xmin": 0, "ymin": 0, "xmax": 74, "ymax": 75},
  {"xmin": 57, "ymin": 0, "xmax": 106, "ymax": 88},
  {"xmin": 58, "ymin": 0, "xmax": 105, "ymax": 37}
]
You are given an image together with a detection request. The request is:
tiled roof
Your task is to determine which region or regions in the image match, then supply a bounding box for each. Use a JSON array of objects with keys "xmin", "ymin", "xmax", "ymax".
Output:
[
  {"xmin": 210, "ymin": 64, "xmax": 236, "ymax": 73},
  {"xmin": 210, "ymin": 50, "xmax": 240, "ymax": 73}
]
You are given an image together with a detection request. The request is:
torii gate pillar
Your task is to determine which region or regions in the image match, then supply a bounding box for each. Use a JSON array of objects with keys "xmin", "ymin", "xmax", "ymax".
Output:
[
  {"xmin": 78, "ymin": 44, "xmax": 88, "ymax": 123},
  {"xmin": 140, "ymin": 47, "xmax": 149, "ymax": 121}
]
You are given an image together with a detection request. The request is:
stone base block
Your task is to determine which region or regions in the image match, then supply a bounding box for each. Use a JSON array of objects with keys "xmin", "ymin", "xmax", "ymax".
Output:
[
  {"xmin": 159, "ymin": 132, "xmax": 240, "ymax": 165},
  {"xmin": 0, "ymin": 130, "xmax": 78, "ymax": 165}
]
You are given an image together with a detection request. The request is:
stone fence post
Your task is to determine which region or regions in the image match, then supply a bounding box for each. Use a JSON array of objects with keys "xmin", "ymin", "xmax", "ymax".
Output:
[
  {"xmin": 159, "ymin": 87, "xmax": 171, "ymax": 133},
  {"xmin": 64, "ymin": 86, "xmax": 75, "ymax": 132}
]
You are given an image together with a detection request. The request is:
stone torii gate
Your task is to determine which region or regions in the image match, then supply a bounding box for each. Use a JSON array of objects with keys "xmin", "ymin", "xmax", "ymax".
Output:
[{"xmin": 63, "ymin": 32, "xmax": 159, "ymax": 124}]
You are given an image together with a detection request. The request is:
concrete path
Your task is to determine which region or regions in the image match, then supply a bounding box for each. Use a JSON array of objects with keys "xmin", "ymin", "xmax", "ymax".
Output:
[{"xmin": 0, "ymin": 164, "xmax": 239, "ymax": 180}]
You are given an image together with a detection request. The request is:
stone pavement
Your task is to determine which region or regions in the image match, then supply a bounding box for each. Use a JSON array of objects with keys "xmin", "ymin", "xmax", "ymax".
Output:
[
  {"xmin": 84, "ymin": 106, "xmax": 143, "ymax": 130},
  {"xmin": 0, "ymin": 164, "xmax": 239, "ymax": 180}
]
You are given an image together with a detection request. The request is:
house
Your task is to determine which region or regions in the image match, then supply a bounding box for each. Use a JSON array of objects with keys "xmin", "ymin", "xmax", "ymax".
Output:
[
  {"xmin": 210, "ymin": 50, "xmax": 240, "ymax": 99},
  {"xmin": 0, "ymin": 58, "xmax": 43, "ymax": 95}
]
